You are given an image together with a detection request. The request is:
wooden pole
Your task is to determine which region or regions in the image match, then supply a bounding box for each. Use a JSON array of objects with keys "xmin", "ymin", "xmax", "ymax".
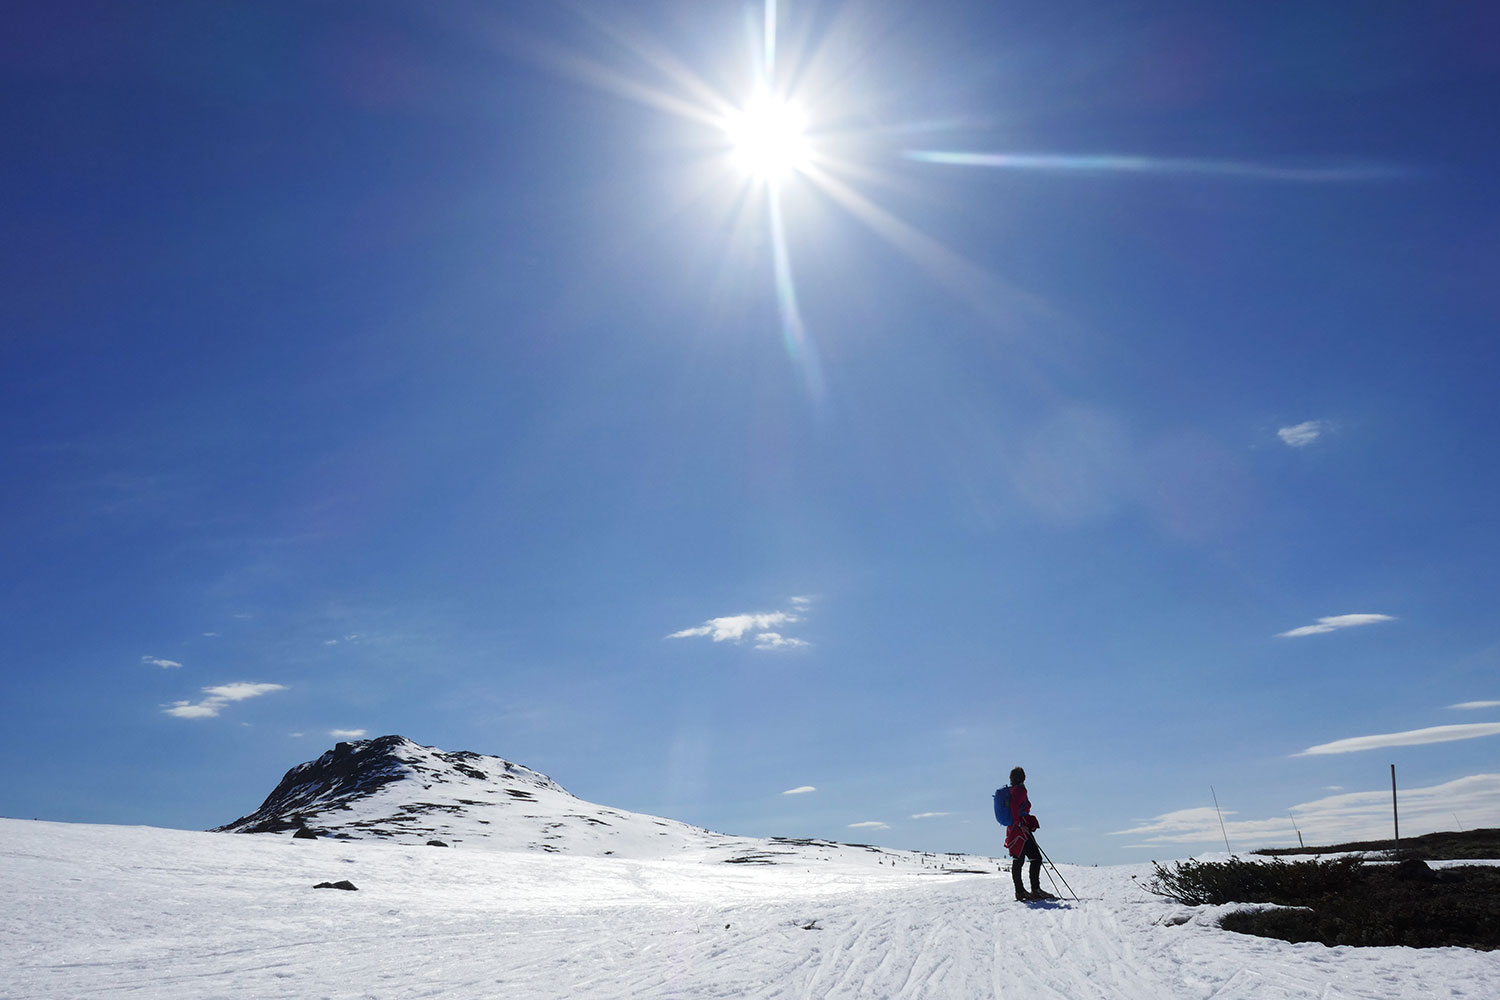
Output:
[{"xmin": 1390, "ymin": 764, "xmax": 1400, "ymax": 852}]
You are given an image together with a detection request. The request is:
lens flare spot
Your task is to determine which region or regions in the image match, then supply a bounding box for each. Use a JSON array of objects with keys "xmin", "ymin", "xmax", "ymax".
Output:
[{"xmin": 725, "ymin": 93, "xmax": 809, "ymax": 182}]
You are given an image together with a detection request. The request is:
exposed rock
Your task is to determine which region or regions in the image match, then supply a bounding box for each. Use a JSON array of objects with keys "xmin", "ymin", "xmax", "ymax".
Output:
[
  {"xmin": 1396, "ymin": 858, "xmax": 1438, "ymax": 882},
  {"xmin": 211, "ymin": 734, "xmax": 978, "ymax": 871},
  {"xmin": 313, "ymin": 880, "xmax": 358, "ymax": 891},
  {"xmin": 217, "ymin": 736, "xmax": 418, "ymax": 834},
  {"xmin": 292, "ymin": 827, "xmax": 319, "ymax": 840},
  {"xmin": 212, "ymin": 736, "xmax": 575, "ymax": 846}
]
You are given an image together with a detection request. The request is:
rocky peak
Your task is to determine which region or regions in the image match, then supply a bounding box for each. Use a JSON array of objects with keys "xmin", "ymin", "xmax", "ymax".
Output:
[{"xmin": 214, "ymin": 735, "xmax": 563, "ymax": 835}]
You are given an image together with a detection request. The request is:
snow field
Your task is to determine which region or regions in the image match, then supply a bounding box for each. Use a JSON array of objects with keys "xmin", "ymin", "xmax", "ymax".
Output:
[{"xmin": 4, "ymin": 819, "xmax": 1497, "ymax": 999}]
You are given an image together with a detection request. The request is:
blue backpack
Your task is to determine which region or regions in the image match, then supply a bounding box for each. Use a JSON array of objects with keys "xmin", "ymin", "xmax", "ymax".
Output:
[{"xmin": 993, "ymin": 787, "xmax": 1014, "ymax": 826}]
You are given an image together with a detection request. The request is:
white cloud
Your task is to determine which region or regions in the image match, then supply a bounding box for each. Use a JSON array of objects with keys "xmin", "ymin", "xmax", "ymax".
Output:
[
  {"xmin": 911, "ymin": 812, "xmax": 951, "ymax": 820},
  {"xmin": 1109, "ymin": 806, "xmax": 1232, "ymax": 842},
  {"xmin": 669, "ymin": 611, "xmax": 795, "ymax": 642},
  {"xmin": 754, "ymin": 632, "xmax": 809, "ymax": 650},
  {"xmin": 203, "ymin": 682, "xmax": 285, "ymax": 702},
  {"xmin": 1450, "ymin": 700, "xmax": 1500, "ymax": 710},
  {"xmin": 1296, "ymin": 722, "xmax": 1500, "ymax": 756},
  {"xmin": 668, "ymin": 598, "xmax": 812, "ymax": 649},
  {"xmin": 141, "ymin": 656, "xmax": 183, "ymax": 669},
  {"xmin": 202, "ymin": 632, "xmax": 220, "ymax": 638},
  {"xmin": 1276, "ymin": 613, "xmax": 1395, "ymax": 638},
  {"xmin": 1278, "ymin": 420, "xmax": 1329, "ymax": 447},
  {"xmin": 1110, "ymin": 774, "xmax": 1500, "ymax": 848},
  {"xmin": 330, "ymin": 729, "xmax": 367, "ymax": 739},
  {"xmin": 848, "ymin": 821, "xmax": 890, "ymax": 830},
  {"xmin": 289, "ymin": 732, "xmax": 305, "ymax": 738},
  {"xmin": 162, "ymin": 701, "xmax": 223, "ymax": 719},
  {"xmin": 782, "ymin": 785, "xmax": 816, "ymax": 795},
  {"xmin": 162, "ymin": 682, "xmax": 286, "ymax": 720}
]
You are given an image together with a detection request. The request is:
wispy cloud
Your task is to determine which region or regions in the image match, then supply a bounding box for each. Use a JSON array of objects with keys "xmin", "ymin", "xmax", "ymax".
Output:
[
  {"xmin": 162, "ymin": 682, "xmax": 286, "ymax": 720},
  {"xmin": 1277, "ymin": 613, "xmax": 1395, "ymax": 638},
  {"xmin": 323, "ymin": 634, "xmax": 366, "ymax": 647},
  {"xmin": 911, "ymin": 812, "xmax": 950, "ymax": 820},
  {"xmin": 330, "ymin": 728, "xmax": 367, "ymax": 739},
  {"xmin": 1297, "ymin": 722, "xmax": 1500, "ymax": 756},
  {"xmin": 754, "ymin": 632, "xmax": 808, "ymax": 650},
  {"xmin": 904, "ymin": 152, "xmax": 1405, "ymax": 184},
  {"xmin": 667, "ymin": 597, "xmax": 813, "ymax": 649},
  {"xmin": 1110, "ymin": 806, "xmax": 1232, "ymax": 844},
  {"xmin": 1450, "ymin": 701, "xmax": 1500, "ymax": 711},
  {"xmin": 141, "ymin": 656, "xmax": 183, "ymax": 669},
  {"xmin": 1111, "ymin": 775, "xmax": 1500, "ymax": 848},
  {"xmin": 782, "ymin": 785, "xmax": 816, "ymax": 795},
  {"xmin": 668, "ymin": 611, "xmax": 794, "ymax": 642},
  {"xmin": 848, "ymin": 820, "xmax": 890, "ymax": 830},
  {"xmin": 1277, "ymin": 420, "xmax": 1330, "ymax": 447}
]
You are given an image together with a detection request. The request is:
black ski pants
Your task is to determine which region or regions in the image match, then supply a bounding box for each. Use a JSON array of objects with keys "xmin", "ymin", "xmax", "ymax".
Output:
[{"xmin": 1011, "ymin": 835, "xmax": 1042, "ymax": 894}]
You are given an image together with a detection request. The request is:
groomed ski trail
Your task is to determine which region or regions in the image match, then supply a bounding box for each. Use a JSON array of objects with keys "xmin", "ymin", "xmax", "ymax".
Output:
[{"xmin": 6, "ymin": 820, "xmax": 1499, "ymax": 999}]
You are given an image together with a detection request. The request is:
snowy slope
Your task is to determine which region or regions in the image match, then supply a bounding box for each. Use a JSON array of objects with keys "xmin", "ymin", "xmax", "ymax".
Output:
[
  {"xmin": 214, "ymin": 735, "xmax": 982, "ymax": 870},
  {"xmin": 4, "ymin": 818, "xmax": 1497, "ymax": 999}
]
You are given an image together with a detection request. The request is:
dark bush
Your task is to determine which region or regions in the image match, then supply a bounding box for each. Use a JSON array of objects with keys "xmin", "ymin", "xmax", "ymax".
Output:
[
  {"xmin": 1257, "ymin": 827, "xmax": 1500, "ymax": 861},
  {"xmin": 1149, "ymin": 857, "xmax": 1500, "ymax": 949},
  {"xmin": 1146, "ymin": 856, "xmax": 1362, "ymax": 906}
]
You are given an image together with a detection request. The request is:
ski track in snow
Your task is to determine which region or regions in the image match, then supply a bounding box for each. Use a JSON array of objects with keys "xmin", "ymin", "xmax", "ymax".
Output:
[{"xmin": 4, "ymin": 819, "xmax": 1497, "ymax": 999}]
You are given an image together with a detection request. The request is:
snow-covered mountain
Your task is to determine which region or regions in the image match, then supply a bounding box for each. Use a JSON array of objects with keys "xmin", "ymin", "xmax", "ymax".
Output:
[{"xmin": 216, "ymin": 735, "xmax": 975, "ymax": 869}]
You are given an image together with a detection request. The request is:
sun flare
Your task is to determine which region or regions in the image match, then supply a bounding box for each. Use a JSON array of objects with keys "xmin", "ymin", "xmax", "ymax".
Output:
[{"xmin": 724, "ymin": 92, "xmax": 810, "ymax": 182}]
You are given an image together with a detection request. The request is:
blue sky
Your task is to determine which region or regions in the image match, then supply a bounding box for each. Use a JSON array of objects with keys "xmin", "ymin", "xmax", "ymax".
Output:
[{"xmin": 3, "ymin": 0, "xmax": 1499, "ymax": 864}]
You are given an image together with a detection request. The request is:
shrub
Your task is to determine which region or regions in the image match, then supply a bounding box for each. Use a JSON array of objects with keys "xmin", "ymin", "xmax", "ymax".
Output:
[
  {"xmin": 1148, "ymin": 857, "xmax": 1500, "ymax": 949},
  {"xmin": 1146, "ymin": 856, "xmax": 1362, "ymax": 906}
]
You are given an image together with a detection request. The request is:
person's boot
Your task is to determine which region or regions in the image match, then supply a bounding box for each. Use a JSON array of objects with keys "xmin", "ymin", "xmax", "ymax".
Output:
[{"xmin": 1028, "ymin": 880, "xmax": 1056, "ymax": 901}]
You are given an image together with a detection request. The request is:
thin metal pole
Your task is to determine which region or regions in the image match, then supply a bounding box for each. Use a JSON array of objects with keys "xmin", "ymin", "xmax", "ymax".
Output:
[
  {"xmin": 1028, "ymin": 832, "xmax": 1079, "ymax": 901},
  {"xmin": 1289, "ymin": 811, "xmax": 1304, "ymax": 850},
  {"xmin": 1391, "ymin": 764, "xmax": 1400, "ymax": 851},
  {"xmin": 1211, "ymin": 786, "xmax": 1232, "ymax": 854}
]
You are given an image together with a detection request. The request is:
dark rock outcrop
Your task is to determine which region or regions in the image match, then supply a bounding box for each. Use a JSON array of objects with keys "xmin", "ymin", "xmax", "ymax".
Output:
[{"xmin": 216, "ymin": 736, "xmax": 424, "ymax": 834}]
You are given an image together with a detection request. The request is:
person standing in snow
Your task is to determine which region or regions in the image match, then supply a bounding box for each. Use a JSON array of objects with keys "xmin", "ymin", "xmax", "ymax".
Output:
[{"xmin": 1005, "ymin": 766, "xmax": 1052, "ymax": 901}]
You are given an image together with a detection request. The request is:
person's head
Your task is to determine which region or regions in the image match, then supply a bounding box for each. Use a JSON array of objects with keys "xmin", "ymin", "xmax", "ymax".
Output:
[{"xmin": 1009, "ymin": 766, "xmax": 1026, "ymax": 787}]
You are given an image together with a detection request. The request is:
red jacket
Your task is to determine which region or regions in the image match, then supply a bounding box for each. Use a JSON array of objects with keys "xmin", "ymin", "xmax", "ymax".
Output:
[{"xmin": 1004, "ymin": 784, "xmax": 1040, "ymax": 857}]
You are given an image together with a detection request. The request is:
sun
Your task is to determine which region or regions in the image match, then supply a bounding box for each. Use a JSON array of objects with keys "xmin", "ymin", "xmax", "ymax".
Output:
[{"xmin": 724, "ymin": 91, "xmax": 810, "ymax": 183}]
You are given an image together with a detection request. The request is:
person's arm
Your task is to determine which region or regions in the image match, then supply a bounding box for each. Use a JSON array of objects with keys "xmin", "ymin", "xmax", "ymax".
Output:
[{"xmin": 1018, "ymin": 788, "xmax": 1038, "ymax": 831}]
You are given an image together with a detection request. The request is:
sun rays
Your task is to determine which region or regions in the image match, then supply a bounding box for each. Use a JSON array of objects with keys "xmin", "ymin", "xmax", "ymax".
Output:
[
  {"xmin": 495, "ymin": 0, "xmax": 1408, "ymax": 405},
  {"xmin": 903, "ymin": 150, "xmax": 1408, "ymax": 183}
]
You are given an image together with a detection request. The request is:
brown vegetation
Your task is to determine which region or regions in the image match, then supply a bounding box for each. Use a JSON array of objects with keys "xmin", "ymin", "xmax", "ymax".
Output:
[
  {"xmin": 1255, "ymin": 827, "xmax": 1500, "ymax": 861},
  {"xmin": 1148, "ymin": 836, "xmax": 1500, "ymax": 950}
]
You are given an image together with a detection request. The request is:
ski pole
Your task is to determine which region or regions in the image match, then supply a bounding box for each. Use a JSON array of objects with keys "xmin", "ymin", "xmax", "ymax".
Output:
[{"xmin": 1028, "ymin": 832, "xmax": 1079, "ymax": 901}]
